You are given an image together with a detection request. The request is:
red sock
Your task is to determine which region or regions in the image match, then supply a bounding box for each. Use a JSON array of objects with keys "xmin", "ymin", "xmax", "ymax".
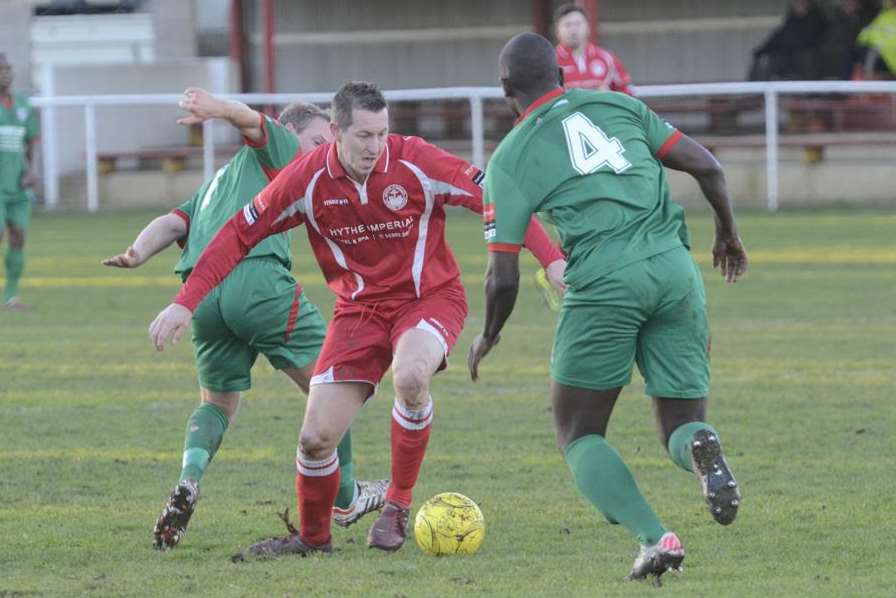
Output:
[
  {"xmin": 386, "ymin": 398, "xmax": 433, "ymax": 508},
  {"xmin": 295, "ymin": 451, "xmax": 340, "ymax": 546}
]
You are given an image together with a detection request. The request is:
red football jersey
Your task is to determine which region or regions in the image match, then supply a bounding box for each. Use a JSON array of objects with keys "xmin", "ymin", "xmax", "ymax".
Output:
[
  {"xmin": 175, "ymin": 134, "xmax": 562, "ymax": 311},
  {"xmin": 556, "ymin": 42, "xmax": 633, "ymax": 95}
]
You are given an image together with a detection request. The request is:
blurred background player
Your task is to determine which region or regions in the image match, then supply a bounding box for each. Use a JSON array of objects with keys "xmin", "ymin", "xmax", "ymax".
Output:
[
  {"xmin": 148, "ymin": 81, "xmax": 566, "ymax": 557},
  {"xmin": 103, "ymin": 89, "xmax": 387, "ymax": 551},
  {"xmin": 469, "ymin": 33, "xmax": 747, "ymax": 583},
  {"xmin": 0, "ymin": 53, "xmax": 39, "ymax": 311},
  {"xmin": 554, "ymin": 3, "xmax": 633, "ymax": 94}
]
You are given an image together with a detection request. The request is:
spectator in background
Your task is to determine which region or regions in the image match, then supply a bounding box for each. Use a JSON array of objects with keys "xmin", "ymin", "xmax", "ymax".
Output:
[
  {"xmin": 819, "ymin": 0, "xmax": 881, "ymax": 79},
  {"xmin": 855, "ymin": 0, "xmax": 896, "ymax": 78},
  {"xmin": 749, "ymin": 0, "xmax": 828, "ymax": 80},
  {"xmin": 554, "ymin": 3, "xmax": 633, "ymax": 94}
]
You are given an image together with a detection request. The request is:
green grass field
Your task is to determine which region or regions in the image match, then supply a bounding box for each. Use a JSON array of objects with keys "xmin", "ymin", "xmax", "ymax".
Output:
[{"xmin": 1, "ymin": 207, "xmax": 894, "ymax": 597}]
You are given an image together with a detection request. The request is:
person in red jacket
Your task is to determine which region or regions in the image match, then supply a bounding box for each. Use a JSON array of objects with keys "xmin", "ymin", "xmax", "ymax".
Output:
[
  {"xmin": 554, "ymin": 3, "xmax": 633, "ymax": 94},
  {"xmin": 148, "ymin": 81, "xmax": 566, "ymax": 558}
]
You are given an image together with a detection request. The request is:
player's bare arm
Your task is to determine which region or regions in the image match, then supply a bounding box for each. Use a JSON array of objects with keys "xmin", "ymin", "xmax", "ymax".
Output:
[
  {"xmin": 660, "ymin": 134, "xmax": 748, "ymax": 283},
  {"xmin": 468, "ymin": 250, "xmax": 520, "ymax": 381},
  {"xmin": 177, "ymin": 87, "xmax": 265, "ymax": 143},
  {"xmin": 102, "ymin": 213, "xmax": 187, "ymax": 269},
  {"xmin": 20, "ymin": 137, "xmax": 37, "ymax": 189}
]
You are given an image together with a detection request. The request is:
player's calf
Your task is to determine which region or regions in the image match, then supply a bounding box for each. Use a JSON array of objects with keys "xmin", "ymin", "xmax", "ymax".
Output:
[{"xmin": 691, "ymin": 429, "xmax": 741, "ymax": 525}]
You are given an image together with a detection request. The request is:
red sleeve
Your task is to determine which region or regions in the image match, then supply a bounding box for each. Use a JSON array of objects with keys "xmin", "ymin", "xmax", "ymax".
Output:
[
  {"xmin": 401, "ymin": 136, "xmax": 564, "ymax": 266},
  {"xmin": 610, "ymin": 52, "xmax": 634, "ymax": 96},
  {"xmin": 173, "ymin": 161, "xmax": 308, "ymax": 311},
  {"xmin": 399, "ymin": 136, "xmax": 485, "ymax": 211}
]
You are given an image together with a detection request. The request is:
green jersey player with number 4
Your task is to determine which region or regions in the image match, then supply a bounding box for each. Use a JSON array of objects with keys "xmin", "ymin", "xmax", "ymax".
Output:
[
  {"xmin": 103, "ymin": 89, "xmax": 387, "ymax": 551},
  {"xmin": 468, "ymin": 33, "xmax": 749, "ymax": 584},
  {"xmin": 0, "ymin": 54, "xmax": 39, "ymax": 311}
]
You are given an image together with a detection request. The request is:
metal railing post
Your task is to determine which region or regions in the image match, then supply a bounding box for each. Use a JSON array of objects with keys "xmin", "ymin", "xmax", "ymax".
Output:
[
  {"xmin": 39, "ymin": 65, "xmax": 59, "ymax": 209},
  {"xmin": 764, "ymin": 88, "xmax": 779, "ymax": 211},
  {"xmin": 85, "ymin": 104, "xmax": 99, "ymax": 213},
  {"xmin": 469, "ymin": 95, "xmax": 485, "ymax": 168},
  {"xmin": 203, "ymin": 119, "xmax": 215, "ymax": 182}
]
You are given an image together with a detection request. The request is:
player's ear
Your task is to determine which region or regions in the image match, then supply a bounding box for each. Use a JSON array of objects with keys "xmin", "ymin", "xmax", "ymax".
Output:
[
  {"xmin": 500, "ymin": 78, "xmax": 514, "ymax": 98},
  {"xmin": 329, "ymin": 121, "xmax": 341, "ymax": 140}
]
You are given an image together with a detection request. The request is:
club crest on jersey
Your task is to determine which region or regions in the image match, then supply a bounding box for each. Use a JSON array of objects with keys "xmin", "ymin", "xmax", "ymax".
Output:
[
  {"xmin": 16, "ymin": 107, "xmax": 28, "ymax": 122},
  {"xmin": 383, "ymin": 184, "xmax": 408, "ymax": 211}
]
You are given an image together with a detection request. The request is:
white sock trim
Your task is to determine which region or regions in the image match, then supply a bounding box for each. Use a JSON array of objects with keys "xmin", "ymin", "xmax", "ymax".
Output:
[
  {"xmin": 392, "ymin": 397, "xmax": 433, "ymax": 431},
  {"xmin": 296, "ymin": 451, "xmax": 339, "ymax": 477}
]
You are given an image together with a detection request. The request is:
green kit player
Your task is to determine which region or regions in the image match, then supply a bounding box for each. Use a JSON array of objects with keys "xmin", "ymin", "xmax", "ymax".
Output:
[
  {"xmin": 103, "ymin": 89, "xmax": 387, "ymax": 551},
  {"xmin": 0, "ymin": 54, "xmax": 39, "ymax": 310},
  {"xmin": 469, "ymin": 34, "xmax": 748, "ymax": 583}
]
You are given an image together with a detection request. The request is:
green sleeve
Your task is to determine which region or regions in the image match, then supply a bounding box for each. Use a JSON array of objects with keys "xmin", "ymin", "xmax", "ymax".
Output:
[
  {"xmin": 25, "ymin": 99, "xmax": 39, "ymax": 142},
  {"xmin": 250, "ymin": 115, "xmax": 300, "ymax": 170},
  {"xmin": 174, "ymin": 191, "xmax": 199, "ymax": 222},
  {"xmin": 483, "ymin": 162, "xmax": 534, "ymax": 248},
  {"xmin": 637, "ymin": 100, "xmax": 680, "ymax": 156}
]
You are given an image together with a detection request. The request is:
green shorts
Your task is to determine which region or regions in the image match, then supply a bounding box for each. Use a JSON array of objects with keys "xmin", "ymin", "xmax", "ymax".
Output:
[
  {"xmin": 551, "ymin": 246, "xmax": 710, "ymax": 398},
  {"xmin": 190, "ymin": 257, "xmax": 327, "ymax": 392},
  {"xmin": 0, "ymin": 192, "xmax": 33, "ymax": 230}
]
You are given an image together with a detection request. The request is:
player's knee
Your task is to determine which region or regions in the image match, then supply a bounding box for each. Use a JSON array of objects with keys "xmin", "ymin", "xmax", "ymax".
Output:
[
  {"xmin": 299, "ymin": 426, "xmax": 337, "ymax": 459},
  {"xmin": 392, "ymin": 363, "xmax": 430, "ymax": 406},
  {"xmin": 7, "ymin": 227, "xmax": 25, "ymax": 249},
  {"xmin": 201, "ymin": 390, "xmax": 240, "ymax": 423}
]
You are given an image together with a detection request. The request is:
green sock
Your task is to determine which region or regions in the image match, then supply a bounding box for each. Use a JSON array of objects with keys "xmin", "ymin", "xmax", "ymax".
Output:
[
  {"xmin": 4, "ymin": 247, "xmax": 24, "ymax": 302},
  {"xmin": 334, "ymin": 429, "xmax": 356, "ymax": 509},
  {"xmin": 179, "ymin": 403, "xmax": 229, "ymax": 483},
  {"xmin": 667, "ymin": 421, "xmax": 719, "ymax": 472},
  {"xmin": 564, "ymin": 434, "xmax": 667, "ymax": 545}
]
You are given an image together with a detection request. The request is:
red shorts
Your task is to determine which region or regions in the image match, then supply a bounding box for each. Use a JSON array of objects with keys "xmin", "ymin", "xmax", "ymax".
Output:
[{"xmin": 310, "ymin": 283, "xmax": 468, "ymax": 391}]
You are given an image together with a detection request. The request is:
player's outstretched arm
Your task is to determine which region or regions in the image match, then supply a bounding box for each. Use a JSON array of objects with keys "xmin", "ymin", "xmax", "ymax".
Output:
[
  {"xmin": 177, "ymin": 87, "xmax": 265, "ymax": 143},
  {"xmin": 469, "ymin": 251, "xmax": 520, "ymax": 381},
  {"xmin": 660, "ymin": 134, "xmax": 748, "ymax": 283},
  {"xmin": 102, "ymin": 213, "xmax": 187, "ymax": 269}
]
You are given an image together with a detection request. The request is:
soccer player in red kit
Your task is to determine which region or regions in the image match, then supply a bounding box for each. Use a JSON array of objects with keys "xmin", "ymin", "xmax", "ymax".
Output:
[
  {"xmin": 148, "ymin": 81, "xmax": 566, "ymax": 556},
  {"xmin": 554, "ymin": 3, "xmax": 633, "ymax": 94}
]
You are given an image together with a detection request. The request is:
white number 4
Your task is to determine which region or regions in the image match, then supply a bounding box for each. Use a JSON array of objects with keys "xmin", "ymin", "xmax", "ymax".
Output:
[{"xmin": 561, "ymin": 112, "xmax": 631, "ymax": 175}]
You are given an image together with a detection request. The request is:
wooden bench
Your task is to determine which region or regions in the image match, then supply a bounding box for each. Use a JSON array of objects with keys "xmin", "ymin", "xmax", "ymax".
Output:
[
  {"xmin": 97, "ymin": 144, "xmax": 242, "ymax": 174},
  {"xmin": 695, "ymin": 131, "xmax": 896, "ymax": 163}
]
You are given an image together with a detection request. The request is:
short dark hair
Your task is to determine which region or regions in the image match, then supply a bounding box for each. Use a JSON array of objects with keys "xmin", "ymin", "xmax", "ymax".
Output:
[
  {"xmin": 278, "ymin": 101, "xmax": 329, "ymax": 132},
  {"xmin": 331, "ymin": 81, "xmax": 387, "ymax": 129},
  {"xmin": 554, "ymin": 3, "xmax": 586, "ymax": 23}
]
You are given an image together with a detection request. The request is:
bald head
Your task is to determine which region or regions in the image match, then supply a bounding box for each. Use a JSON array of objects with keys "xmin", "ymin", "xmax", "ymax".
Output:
[{"xmin": 499, "ymin": 33, "xmax": 562, "ymax": 104}]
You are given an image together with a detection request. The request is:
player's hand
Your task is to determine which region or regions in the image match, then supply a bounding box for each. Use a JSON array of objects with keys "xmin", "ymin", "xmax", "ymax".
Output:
[
  {"xmin": 468, "ymin": 333, "xmax": 500, "ymax": 382},
  {"xmin": 545, "ymin": 259, "xmax": 567, "ymax": 294},
  {"xmin": 712, "ymin": 232, "xmax": 748, "ymax": 283},
  {"xmin": 149, "ymin": 303, "xmax": 192, "ymax": 351},
  {"xmin": 177, "ymin": 87, "xmax": 226, "ymax": 126},
  {"xmin": 101, "ymin": 246, "xmax": 144, "ymax": 269},
  {"xmin": 20, "ymin": 170, "xmax": 37, "ymax": 189}
]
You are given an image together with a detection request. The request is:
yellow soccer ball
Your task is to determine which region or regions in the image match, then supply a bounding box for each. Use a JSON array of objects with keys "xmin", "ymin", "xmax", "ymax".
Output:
[{"xmin": 414, "ymin": 492, "xmax": 485, "ymax": 556}]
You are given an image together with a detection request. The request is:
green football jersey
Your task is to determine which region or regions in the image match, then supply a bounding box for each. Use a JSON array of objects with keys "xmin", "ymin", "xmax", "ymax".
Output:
[
  {"xmin": 484, "ymin": 88, "xmax": 690, "ymax": 290},
  {"xmin": 174, "ymin": 115, "xmax": 300, "ymax": 279},
  {"xmin": 0, "ymin": 93, "xmax": 39, "ymax": 198}
]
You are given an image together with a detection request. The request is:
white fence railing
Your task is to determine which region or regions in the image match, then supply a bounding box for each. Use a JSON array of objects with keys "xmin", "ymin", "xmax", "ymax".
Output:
[{"xmin": 31, "ymin": 80, "xmax": 896, "ymax": 212}]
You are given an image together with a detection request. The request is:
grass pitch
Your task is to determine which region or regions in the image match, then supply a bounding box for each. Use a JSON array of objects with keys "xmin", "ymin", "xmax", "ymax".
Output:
[{"xmin": 1, "ymin": 207, "xmax": 894, "ymax": 597}]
